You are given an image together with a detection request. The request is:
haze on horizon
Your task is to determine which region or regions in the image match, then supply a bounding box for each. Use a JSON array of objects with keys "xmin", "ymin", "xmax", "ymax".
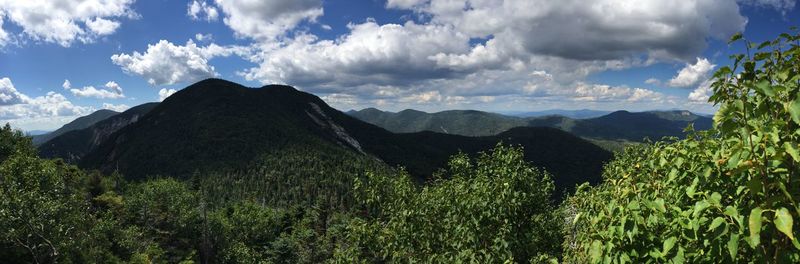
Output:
[{"xmin": 0, "ymin": 0, "xmax": 798, "ymax": 131}]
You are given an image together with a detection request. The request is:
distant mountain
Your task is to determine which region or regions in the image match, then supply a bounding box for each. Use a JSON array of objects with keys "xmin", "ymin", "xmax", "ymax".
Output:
[
  {"xmin": 349, "ymin": 108, "xmax": 712, "ymax": 141},
  {"xmin": 39, "ymin": 79, "xmax": 612, "ymax": 194},
  {"xmin": 38, "ymin": 103, "xmax": 158, "ymax": 163},
  {"xmin": 32, "ymin": 109, "xmax": 119, "ymax": 145},
  {"xmin": 501, "ymin": 109, "xmax": 611, "ymax": 119},
  {"xmin": 558, "ymin": 110, "xmax": 713, "ymax": 141},
  {"xmin": 347, "ymin": 108, "xmax": 521, "ymax": 135},
  {"xmin": 26, "ymin": 130, "xmax": 51, "ymax": 136}
]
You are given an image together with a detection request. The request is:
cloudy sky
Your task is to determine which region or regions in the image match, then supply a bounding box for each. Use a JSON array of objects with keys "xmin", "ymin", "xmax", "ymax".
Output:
[{"xmin": 0, "ymin": 0, "xmax": 798, "ymax": 130}]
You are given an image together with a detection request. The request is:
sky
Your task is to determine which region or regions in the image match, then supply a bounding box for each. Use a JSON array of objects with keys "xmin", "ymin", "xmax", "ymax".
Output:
[{"xmin": 0, "ymin": 0, "xmax": 798, "ymax": 131}]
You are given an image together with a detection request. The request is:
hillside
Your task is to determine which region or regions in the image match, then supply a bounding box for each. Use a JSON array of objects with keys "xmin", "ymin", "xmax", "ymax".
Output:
[
  {"xmin": 31, "ymin": 109, "xmax": 119, "ymax": 145},
  {"xmin": 50, "ymin": 79, "xmax": 614, "ymax": 193},
  {"xmin": 349, "ymin": 108, "xmax": 712, "ymax": 141},
  {"xmin": 37, "ymin": 103, "xmax": 158, "ymax": 163}
]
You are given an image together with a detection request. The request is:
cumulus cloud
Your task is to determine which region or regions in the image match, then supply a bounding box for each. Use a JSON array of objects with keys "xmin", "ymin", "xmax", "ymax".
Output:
[
  {"xmin": 158, "ymin": 88, "xmax": 177, "ymax": 101},
  {"xmin": 668, "ymin": 58, "xmax": 716, "ymax": 87},
  {"xmin": 62, "ymin": 79, "xmax": 72, "ymax": 90},
  {"xmin": 214, "ymin": 0, "xmax": 323, "ymax": 40},
  {"xmin": 188, "ymin": 1, "xmax": 218, "ymax": 21},
  {"xmin": 111, "ymin": 39, "xmax": 250, "ymax": 85},
  {"xmin": 688, "ymin": 79, "xmax": 714, "ymax": 103},
  {"xmin": 398, "ymin": 0, "xmax": 746, "ymax": 61},
  {"xmin": 85, "ymin": 17, "xmax": 120, "ymax": 35},
  {"xmin": 0, "ymin": 0, "xmax": 136, "ymax": 47},
  {"xmin": 69, "ymin": 80, "xmax": 125, "ymax": 99},
  {"xmin": 0, "ymin": 77, "xmax": 91, "ymax": 123},
  {"xmin": 242, "ymin": 21, "xmax": 472, "ymax": 87},
  {"xmin": 102, "ymin": 103, "xmax": 129, "ymax": 112},
  {"xmin": 573, "ymin": 83, "xmax": 665, "ymax": 102}
]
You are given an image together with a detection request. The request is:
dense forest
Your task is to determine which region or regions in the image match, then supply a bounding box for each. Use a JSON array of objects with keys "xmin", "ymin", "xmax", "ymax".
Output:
[{"xmin": 1, "ymin": 31, "xmax": 799, "ymax": 263}]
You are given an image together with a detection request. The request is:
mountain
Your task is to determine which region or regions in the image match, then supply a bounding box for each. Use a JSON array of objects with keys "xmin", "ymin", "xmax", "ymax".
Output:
[
  {"xmin": 349, "ymin": 108, "xmax": 712, "ymax": 141},
  {"xmin": 500, "ymin": 109, "xmax": 611, "ymax": 119},
  {"xmin": 32, "ymin": 109, "xmax": 119, "ymax": 145},
  {"xmin": 556, "ymin": 110, "xmax": 713, "ymax": 141},
  {"xmin": 39, "ymin": 79, "xmax": 613, "ymax": 194},
  {"xmin": 37, "ymin": 103, "xmax": 158, "ymax": 163},
  {"xmin": 347, "ymin": 108, "xmax": 522, "ymax": 135},
  {"xmin": 25, "ymin": 130, "xmax": 51, "ymax": 136}
]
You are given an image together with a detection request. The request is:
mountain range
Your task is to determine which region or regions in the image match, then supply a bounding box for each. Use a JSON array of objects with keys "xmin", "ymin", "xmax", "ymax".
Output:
[
  {"xmin": 36, "ymin": 79, "xmax": 612, "ymax": 195},
  {"xmin": 348, "ymin": 107, "xmax": 713, "ymax": 141}
]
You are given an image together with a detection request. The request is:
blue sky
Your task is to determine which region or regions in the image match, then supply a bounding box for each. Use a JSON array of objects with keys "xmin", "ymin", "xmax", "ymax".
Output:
[{"xmin": 0, "ymin": 0, "xmax": 798, "ymax": 131}]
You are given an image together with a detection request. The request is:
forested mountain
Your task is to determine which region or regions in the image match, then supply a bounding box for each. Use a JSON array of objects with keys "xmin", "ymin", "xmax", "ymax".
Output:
[
  {"xmin": 31, "ymin": 109, "xmax": 119, "ymax": 145},
  {"xmin": 59, "ymin": 79, "xmax": 611, "ymax": 194},
  {"xmin": 37, "ymin": 103, "xmax": 158, "ymax": 163},
  {"xmin": 349, "ymin": 107, "xmax": 712, "ymax": 141}
]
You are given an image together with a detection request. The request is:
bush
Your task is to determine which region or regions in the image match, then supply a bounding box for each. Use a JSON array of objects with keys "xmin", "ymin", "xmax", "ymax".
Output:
[{"xmin": 564, "ymin": 31, "xmax": 800, "ymax": 263}]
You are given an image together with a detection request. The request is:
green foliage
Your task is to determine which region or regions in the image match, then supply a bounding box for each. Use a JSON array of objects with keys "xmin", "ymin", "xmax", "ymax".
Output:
[
  {"xmin": 564, "ymin": 31, "xmax": 800, "ymax": 263},
  {"xmin": 337, "ymin": 144, "xmax": 562, "ymax": 262}
]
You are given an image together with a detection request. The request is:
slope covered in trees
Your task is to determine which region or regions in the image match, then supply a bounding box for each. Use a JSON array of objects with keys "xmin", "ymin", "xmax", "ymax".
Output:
[
  {"xmin": 31, "ymin": 109, "xmax": 119, "ymax": 145},
  {"xmin": 37, "ymin": 103, "xmax": 157, "ymax": 163}
]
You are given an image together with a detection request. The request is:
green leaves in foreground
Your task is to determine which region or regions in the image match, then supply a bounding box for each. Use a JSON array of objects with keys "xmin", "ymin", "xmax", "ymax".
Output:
[
  {"xmin": 565, "ymin": 30, "xmax": 800, "ymax": 263},
  {"xmin": 749, "ymin": 207, "xmax": 763, "ymax": 248}
]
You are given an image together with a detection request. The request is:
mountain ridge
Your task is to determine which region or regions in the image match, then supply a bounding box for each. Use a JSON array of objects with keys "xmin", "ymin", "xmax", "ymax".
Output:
[{"xmin": 40, "ymin": 78, "xmax": 611, "ymax": 194}]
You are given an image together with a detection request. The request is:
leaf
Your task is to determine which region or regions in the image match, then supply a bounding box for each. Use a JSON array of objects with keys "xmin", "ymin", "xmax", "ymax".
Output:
[
  {"xmin": 709, "ymin": 217, "xmax": 726, "ymax": 231},
  {"xmin": 662, "ymin": 237, "xmax": 677, "ymax": 256},
  {"xmin": 729, "ymin": 32, "xmax": 743, "ymax": 44},
  {"xmin": 754, "ymin": 80, "xmax": 775, "ymax": 97},
  {"xmin": 728, "ymin": 233, "xmax": 739, "ymax": 261},
  {"xmin": 786, "ymin": 142, "xmax": 800, "ymax": 162},
  {"xmin": 748, "ymin": 207, "xmax": 762, "ymax": 248},
  {"xmin": 590, "ymin": 240, "xmax": 602, "ymax": 263},
  {"xmin": 775, "ymin": 207, "xmax": 795, "ymax": 240},
  {"xmin": 789, "ymin": 98, "xmax": 800, "ymax": 125}
]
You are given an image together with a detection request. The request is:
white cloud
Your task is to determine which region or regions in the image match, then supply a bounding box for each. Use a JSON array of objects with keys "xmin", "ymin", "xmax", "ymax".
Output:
[
  {"xmin": 158, "ymin": 88, "xmax": 177, "ymax": 101},
  {"xmin": 70, "ymin": 85, "xmax": 124, "ymax": 99},
  {"xmin": 85, "ymin": 17, "xmax": 120, "ymax": 35},
  {"xmin": 188, "ymin": 1, "xmax": 218, "ymax": 21},
  {"xmin": 0, "ymin": 0, "xmax": 136, "ymax": 47},
  {"xmin": 102, "ymin": 103, "xmax": 129, "ymax": 112},
  {"xmin": 242, "ymin": 21, "xmax": 471, "ymax": 87},
  {"xmin": 668, "ymin": 58, "xmax": 716, "ymax": 87},
  {"xmin": 0, "ymin": 77, "xmax": 26, "ymax": 105},
  {"xmin": 688, "ymin": 79, "xmax": 714, "ymax": 103},
  {"xmin": 0, "ymin": 78, "xmax": 91, "ymax": 129},
  {"xmin": 104, "ymin": 81, "xmax": 123, "ymax": 94},
  {"xmin": 573, "ymin": 82, "xmax": 665, "ymax": 102},
  {"xmin": 320, "ymin": 24, "xmax": 332, "ymax": 30},
  {"xmin": 111, "ymin": 39, "xmax": 250, "ymax": 85},
  {"xmin": 195, "ymin": 33, "xmax": 213, "ymax": 42},
  {"xmin": 645, "ymin": 78, "xmax": 662, "ymax": 85},
  {"xmin": 213, "ymin": 0, "xmax": 323, "ymax": 40},
  {"xmin": 65, "ymin": 80, "xmax": 125, "ymax": 99}
]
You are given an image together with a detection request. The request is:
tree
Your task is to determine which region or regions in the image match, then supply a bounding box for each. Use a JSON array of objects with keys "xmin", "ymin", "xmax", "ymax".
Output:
[{"xmin": 337, "ymin": 144, "xmax": 562, "ymax": 262}]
